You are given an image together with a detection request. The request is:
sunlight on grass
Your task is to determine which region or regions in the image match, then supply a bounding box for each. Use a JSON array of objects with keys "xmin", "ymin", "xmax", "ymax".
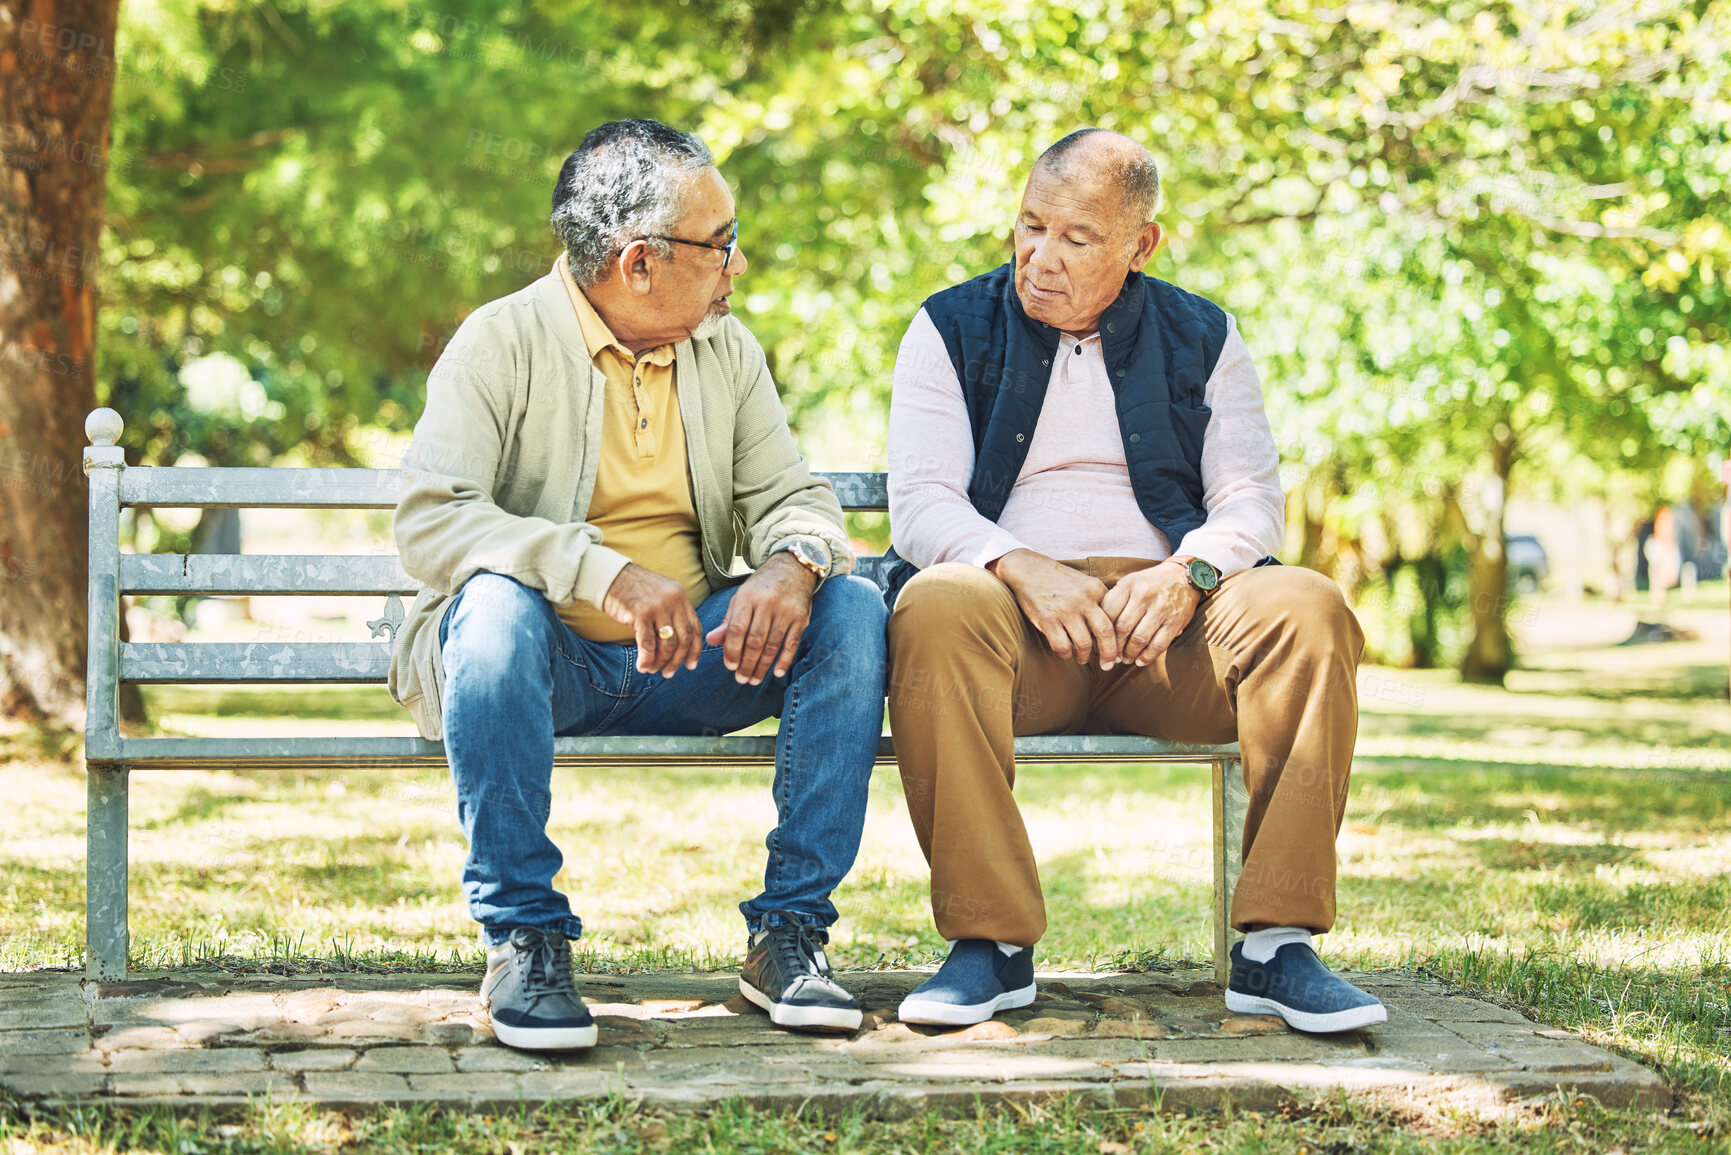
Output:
[{"xmin": 4, "ymin": 604, "xmax": 1731, "ymax": 1148}]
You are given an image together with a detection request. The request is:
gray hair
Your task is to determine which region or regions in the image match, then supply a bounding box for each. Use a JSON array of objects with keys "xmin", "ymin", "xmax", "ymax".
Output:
[
  {"xmin": 550, "ymin": 119, "xmax": 714, "ymax": 289},
  {"xmin": 1035, "ymin": 128, "xmax": 1162, "ymax": 226}
]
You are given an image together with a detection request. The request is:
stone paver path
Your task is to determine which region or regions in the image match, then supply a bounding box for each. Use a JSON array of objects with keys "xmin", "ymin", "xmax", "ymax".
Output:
[{"xmin": 0, "ymin": 967, "xmax": 1666, "ymax": 1117}]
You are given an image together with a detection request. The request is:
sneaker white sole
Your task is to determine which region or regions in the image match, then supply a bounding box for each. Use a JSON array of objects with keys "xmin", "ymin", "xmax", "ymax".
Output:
[
  {"xmin": 1224, "ymin": 990, "xmax": 1388, "ymax": 1034},
  {"xmin": 488, "ymin": 1017, "xmax": 598, "ymax": 1050},
  {"xmin": 738, "ymin": 977, "xmax": 863, "ymax": 1032},
  {"xmin": 897, "ymin": 982, "xmax": 1037, "ymax": 1026}
]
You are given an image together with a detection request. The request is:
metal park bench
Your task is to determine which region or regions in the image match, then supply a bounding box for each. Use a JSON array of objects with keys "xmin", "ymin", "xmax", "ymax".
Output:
[{"xmin": 80, "ymin": 406, "xmax": 1251, "ymax": 985}]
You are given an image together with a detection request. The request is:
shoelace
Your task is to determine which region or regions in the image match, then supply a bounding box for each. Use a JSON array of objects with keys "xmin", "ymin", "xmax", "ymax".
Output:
[
  {"xmin": 510, "ymin": 929, "xmax": 573, "ymax": 1001},
  {"xmin": 759, "ymin": 910, "xmax": 828, "ymax": 979}
]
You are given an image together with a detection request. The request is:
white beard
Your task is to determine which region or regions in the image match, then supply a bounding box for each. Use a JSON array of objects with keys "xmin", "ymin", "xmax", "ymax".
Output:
[{"xmin": 690, "ymin": 310, "xmax": 728, "ymax": 342}]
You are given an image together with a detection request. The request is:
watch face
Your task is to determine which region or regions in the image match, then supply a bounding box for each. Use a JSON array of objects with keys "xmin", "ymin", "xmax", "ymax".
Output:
[{"xmin": 1187, "ymin": 558, "xmax": 1220, "ymax": 591}]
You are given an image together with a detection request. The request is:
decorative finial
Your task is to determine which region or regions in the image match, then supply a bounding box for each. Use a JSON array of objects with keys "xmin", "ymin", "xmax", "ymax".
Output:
[{"xmin": 86, "ymin": 408, "xmax": 123, "ymax": 447}]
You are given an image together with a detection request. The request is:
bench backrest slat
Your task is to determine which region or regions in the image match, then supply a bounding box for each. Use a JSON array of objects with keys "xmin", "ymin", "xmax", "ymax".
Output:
[
  {"xmin": 122, "ymin": 553, "xmax": 418, "ymax": 596},
  {"xmin": 122, "ymin": 642, "xmax": 391, "ymax": 684},
  {"xmin": 121, "ymin": 467, "xmax": 403, "ymax": 509},
  {"xmin": 118, "ymin": 468, "xmax": 891, "ymax": 512}
]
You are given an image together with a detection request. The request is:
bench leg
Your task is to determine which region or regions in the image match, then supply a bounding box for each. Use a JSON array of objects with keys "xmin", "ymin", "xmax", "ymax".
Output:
[
  {"xmin": 1211, "ymin": 756, "xmax": 1248, "ymax": 986},
  {"xmin": 87, "ymin": 764, "xmax": 129, "ymax": 982}
]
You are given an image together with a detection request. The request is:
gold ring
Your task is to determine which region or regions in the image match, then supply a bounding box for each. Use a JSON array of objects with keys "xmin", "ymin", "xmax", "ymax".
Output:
[{"xmin": 657, "ymin": 625, "xmax": 675, "ymax": 640}]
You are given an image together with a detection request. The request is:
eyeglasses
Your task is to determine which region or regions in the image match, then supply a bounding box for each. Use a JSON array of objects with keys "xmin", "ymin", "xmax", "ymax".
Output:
[{"xmin": 637, "ymin": 220, "xmax": 740, "ymax": 269}]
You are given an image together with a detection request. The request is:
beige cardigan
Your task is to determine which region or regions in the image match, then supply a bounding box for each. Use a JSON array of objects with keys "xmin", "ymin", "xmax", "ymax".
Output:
[{"xmin": 387, "ymin": 265, "xmax": 854, "ymax": 740}]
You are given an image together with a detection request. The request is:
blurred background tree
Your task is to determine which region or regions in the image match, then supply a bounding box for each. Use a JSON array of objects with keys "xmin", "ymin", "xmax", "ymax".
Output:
[{"xmin": 3, "ymin": 0, "xmax": 1725, "ymax": 722}]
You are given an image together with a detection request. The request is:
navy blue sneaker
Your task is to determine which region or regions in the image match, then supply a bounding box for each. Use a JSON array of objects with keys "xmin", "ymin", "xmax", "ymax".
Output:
[
  {"xmin": 1225, "ymin": 942, "xmax": 1387, "ymax": 1033},
  {"xmin": 481, "ymin": 927, "xmax": 597, "ymax": 1050},
  {"xmin": 898, "ymin": 939, "xmax": 1036, "ymax": 1026}
]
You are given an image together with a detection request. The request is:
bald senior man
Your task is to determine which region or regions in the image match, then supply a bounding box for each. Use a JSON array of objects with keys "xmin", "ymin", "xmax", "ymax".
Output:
[{"xmin": 883, "ymin": 129, "xmax": 1384, "ymax": 1034}]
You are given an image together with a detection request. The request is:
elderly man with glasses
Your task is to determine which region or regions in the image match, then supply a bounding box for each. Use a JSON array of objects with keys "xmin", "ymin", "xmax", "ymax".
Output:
[{"xmin": 389, "ymin": 118, "xmax": 887, "ymax": 1051}]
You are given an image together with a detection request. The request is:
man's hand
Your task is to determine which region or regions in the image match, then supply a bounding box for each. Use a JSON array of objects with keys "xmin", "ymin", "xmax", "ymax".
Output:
[
  {"xmin": 704, "ymin": 551, "xmax": 817, "ymax": 685},
  {"xmin": 1101, "ymin": 561, "xmax": 1202, "ymax": 667},
  {"xmin": 601, "ymin": 563, "xmax": 703, "ymax": 677},
  {"xmin": 989, "ymin": 549, "xmax": 1120, "ymax": 667}
]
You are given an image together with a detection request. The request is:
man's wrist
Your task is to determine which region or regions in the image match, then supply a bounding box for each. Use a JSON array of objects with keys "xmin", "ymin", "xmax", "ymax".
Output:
[
  {"xmin": 768, "ymin": 536, "xmax": 830, "ymax": 588},
  {"xmin": 1165, "ymin": 554, "xmax": 1220, "ymax": 599},
  {"xmin": 763, "ymin": 548, "xmax": 820, "ymax": 593}
]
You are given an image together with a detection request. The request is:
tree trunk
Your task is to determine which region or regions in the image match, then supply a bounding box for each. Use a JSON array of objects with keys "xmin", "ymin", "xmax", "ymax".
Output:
[
  {"xmin": 1459, "ymin": 429, "xmax": 1517, "ymax": 686},
  {"xmin": 0, "ymin": 0, "xmax": 124, "ymax": 725}
]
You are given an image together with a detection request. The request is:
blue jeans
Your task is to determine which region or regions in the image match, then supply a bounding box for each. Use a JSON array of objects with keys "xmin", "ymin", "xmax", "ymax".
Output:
[{"xmin": 438, "ymin": 571, "xmax": 887, "ymax": 947}]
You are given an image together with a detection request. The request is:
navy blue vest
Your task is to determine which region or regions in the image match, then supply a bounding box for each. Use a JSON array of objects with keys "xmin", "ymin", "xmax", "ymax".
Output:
[{"xmin": 884, "ymin": 262, "xmax": 1230, "ymax": 603}]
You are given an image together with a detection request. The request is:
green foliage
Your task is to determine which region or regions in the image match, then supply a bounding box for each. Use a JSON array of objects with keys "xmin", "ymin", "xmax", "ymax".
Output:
[{"xmin": 95, "ymin": 0, "xmax": 1730, "ymax": 664}]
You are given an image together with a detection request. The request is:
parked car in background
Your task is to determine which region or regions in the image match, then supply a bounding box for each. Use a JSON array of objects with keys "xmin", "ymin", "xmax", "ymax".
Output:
[{"xmin": 1507, "ymin": 533, "xmax": 1549, "ymax": 594}]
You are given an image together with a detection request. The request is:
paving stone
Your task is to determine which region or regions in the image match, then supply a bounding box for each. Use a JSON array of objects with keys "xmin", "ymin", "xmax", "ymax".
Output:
[
  {"xmin": 572, "ymin": 1045, "xmax": 649, "ymax": 1071},
  {"xmin": 1092, "ymin": 1020, "xmax": 1166, "ymax": 1039},
  {"xmin": 0, "ymin": 1000, "xmax": 87, "ymax": 1031},
  {"xmin": 408, "ymin": 1072, "xmax": 523, "ymax": 1097},
  {"xmin": 874, "ymin": 1080, "xmax": 1116, "ymax": 1114},
  {"xmin": 1474, "ymin": 1036, "xmax": 1615, "ymax": 1073},
  {"xmin": 305, "ymin": 1071, "xmax": 412, "ymax": 1097},
  {"xmin": 1034, "ymin": 1039, "xmax": 1163, "ymax": 1063},
  {"xmin": 1096, "ymin": 997, "xmax": 1147, "ymax": 1018},
  {"xmin": 176, "ymin": 1020, "xmax": 255, "ymax": 1044},
  {"xmin": 327, "ymin": 1021, "xmax": 419, "ymax": 1041},
  {"xmin": 419, "ymin": 1021, "xmax": 482, "ymax": 1046},
  {"xmin": 949, "ymin": 1020, "xmax": 1019, "ymax": 1042},
  {"xmin": 361, "ymin": 1005, "xmax": 445, "ymax": 1026},
  {"xmin": 153, "ymin": 994, "xmax": 286, "ymax": 1022},
  {"xmin": 270, "ymin": 1049, "xmax": 357, "ymax": 1072},
  {"xmin": 0, "ymin": 1028, "xmax": 91, "ymax": 1056},
  {"xmin": 456, "ymin": 1046, "xmax": 550, "ymax": 1073},
  {"xmin": 312, "ymin": 1008, "xmax": 371, "ymax": 1027},
  {"xmin": 1401, "ymin": 996, "xmax": 1534, "ymax": 1025},
  {"xmin": 1440, "ymin": 1020, "xmax": 1546, "ymax": 1039},
  {"xmin": 243, "ymin": 1022, "xmax": 330, "ymax": 1044},
  {"xmin": 355, "ymin": 1046, "xmax": 455, "ymax": 1074},
  {"xmin": 0, "ymin": 1052, "xmax": 107, "ymax": 1075},
  {"xmin": 1152, "ymin": 1035, "xmax": 1364, "ymax": 1063},
  {"xmin": 98, "ymin": 1026, "xmax": 189, "ymax": 1052},
  {"xmin": 859, "ymin": 1049, "xmax": 1113, "ymax": 1083},
  {"xmin": 112, "ymin": 1072, "xmax": 300, "ymax": 1097},
  {"xmin": 109, "ymin": 1074, "xmax": 183, "ymax": 1097},
  {"xmin": 636, "ymin": 998, "xmax": 709, "ymax": 1015},
  {"xmin": 109, "ymin": 1048, "xmax": 267, "ymax": 1074},
  {"xmin": 1018, "ymin": 1016, "xmax": 1090, "ymax": 1038},
  {"xmin": 516, "ymin": 1069, "xmax": 616, "ymax": 1097},
  {"xmin": 2, "ymin": 1073, "xmax": 107, "ymax": 1098},
  {"xmin": 280, "ymin": 989, "xmax": 342, "ymax": 1022},
  {"xmin": 1218, "ymin": 1015, "xmax": 1287, "ymax": 1036}
]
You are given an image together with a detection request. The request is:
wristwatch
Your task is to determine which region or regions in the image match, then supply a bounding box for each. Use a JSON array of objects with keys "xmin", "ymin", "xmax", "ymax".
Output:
[
  {"xmin": 1168, "ymin": 554, "xmax": 1220, "ymax": 598},
  {"xmin": 771, "ymin": 537, "xmax": 830, "ymax": 589}
]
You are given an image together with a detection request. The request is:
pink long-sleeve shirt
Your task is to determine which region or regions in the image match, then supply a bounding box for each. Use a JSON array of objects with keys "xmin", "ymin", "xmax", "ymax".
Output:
[{"xmin": 887, "ymin": 306, "xmax": 1285, "ymax": 576}]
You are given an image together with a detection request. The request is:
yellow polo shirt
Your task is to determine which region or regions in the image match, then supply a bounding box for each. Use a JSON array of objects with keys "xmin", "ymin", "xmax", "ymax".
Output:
[{"xmin": 554, "ymin": 255, "xmax": 710, "ymax": 642}]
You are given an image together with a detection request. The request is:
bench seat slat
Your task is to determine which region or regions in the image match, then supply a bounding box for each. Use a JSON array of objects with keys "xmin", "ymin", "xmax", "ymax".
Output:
[
  {"xmin": 102, "ymin": 734, "xmax": 1236, "ymax": 770},
  {"xmin": 122, "ymin": 554, "xmax": 419, "ymax": 595},
  {"xmin": 119, "ymin": 467, "xmax": 890, "ymax": 512}
]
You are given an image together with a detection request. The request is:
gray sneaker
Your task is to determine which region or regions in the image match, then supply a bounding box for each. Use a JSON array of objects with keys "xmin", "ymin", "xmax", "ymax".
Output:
[
  {"xmin": 480, "ymin": 927, "xmax": 597, "ymax": 1050},
  {"xmin": 738, "ymin": 914, "xmax": 863, "ymax": 1033}
]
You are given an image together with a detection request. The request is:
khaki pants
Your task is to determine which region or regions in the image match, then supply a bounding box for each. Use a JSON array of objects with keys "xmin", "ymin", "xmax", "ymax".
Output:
[{"xmin": 886, "ymin": 558, "xmax": 1364, "ymax": 946}]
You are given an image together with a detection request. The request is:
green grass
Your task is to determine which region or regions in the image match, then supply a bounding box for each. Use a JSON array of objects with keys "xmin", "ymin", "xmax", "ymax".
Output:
[{"xmin": 3, "ymin": 596, "xmax": 1729, "ymax": 1150}]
